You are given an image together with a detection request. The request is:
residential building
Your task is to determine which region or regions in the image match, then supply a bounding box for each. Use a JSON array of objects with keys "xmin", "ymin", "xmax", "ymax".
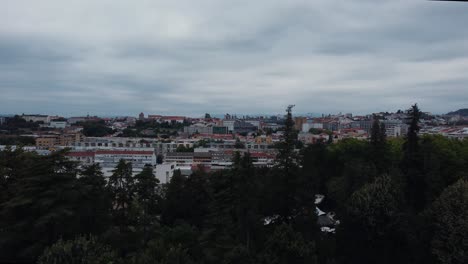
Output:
[
  {"xmin": 94, "ymin": 150, "xmax": 156, "ymax": 176},
  {"xmin": 66, "ymin": 151, "xmax": 95, "ymax": 165},
  {"xmin": 22, "ymin": 114, "xmax": 50, "ymax": 123},
  {"xmin": 155, "ymin": 162, "xmax": 176, "ymax": 184},
  {"xmin": 49, "ymin": 121, "xmax": 67, "ymax": 129}
]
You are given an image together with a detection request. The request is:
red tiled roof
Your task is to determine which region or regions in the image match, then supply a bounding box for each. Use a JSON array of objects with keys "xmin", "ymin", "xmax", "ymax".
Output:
[
  {"xmin": 96, "ymin": 150, "xmax": 154, "ymax": 155},
  {"xmin": 66, "ymin": 152, "xmax": 95, "ymax": 157}
]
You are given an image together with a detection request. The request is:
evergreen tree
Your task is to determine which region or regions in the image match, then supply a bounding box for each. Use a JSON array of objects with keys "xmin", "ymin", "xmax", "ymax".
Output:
[
  {"xmin": 271, "ymin": 105, "xmax": 301, "ymax": 222},
  {"xmin": 134, "ymin": 164, "xmax": 161, "ymax": 241},
  {"xmin": 276, "ymin": 105, "xmax": 299, "ymax": 171},
  {"xmin": 78, "ymin": 163, "xmax": 112, "ymax": 235},
  {"xmin": 0, "ymin": 150, "xmax": 84, "ymax": 262},
  {"xmin": 161, "ymin": 169, "xmax": 188, "ymax": 226},
  {"xmin": 370, "ymin": 115, "xmax": 387, "ymax": 147},
  {"xmin": 402, "ymin": 103, "xmax": 425, "ymax": 210},
  {"xmin": 108, "ymin": 159, "xmax": 135, "ymax": 229},
  {"xmin": 369, "ymin": 115, "xmax": 389, "ymax": 173},
  {"xmin": 38, "ymin": 235, "xmax": 119, "ymax": 264},
  {"xmin": 258, "ymin": 224, "xmax": 317, "ymax": 264}
]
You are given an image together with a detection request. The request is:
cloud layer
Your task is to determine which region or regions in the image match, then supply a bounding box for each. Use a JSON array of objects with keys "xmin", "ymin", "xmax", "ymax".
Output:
[{"xmin": 1, "ymin": 0, "xmax": 468, "ymax": 116}]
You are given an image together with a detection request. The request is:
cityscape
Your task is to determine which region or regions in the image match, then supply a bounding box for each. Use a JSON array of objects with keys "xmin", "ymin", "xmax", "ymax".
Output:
[
  {"xmin": 1, "ymin": 0, "xmax": 468, "ymax": 263},
  {"xmin": 1, "ymin": 107, "xmax": 467, "ymax": 183}
]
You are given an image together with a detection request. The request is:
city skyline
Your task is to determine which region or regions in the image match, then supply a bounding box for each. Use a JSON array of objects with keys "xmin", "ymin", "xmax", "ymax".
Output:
[{"xmin": 1, "ymin": 1, "xmax": 468, "ymax": 116}]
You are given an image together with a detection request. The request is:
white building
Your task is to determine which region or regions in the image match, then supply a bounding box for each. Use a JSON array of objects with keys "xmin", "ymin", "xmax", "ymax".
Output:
[
  {"xmin": 49, "ymin": 121, "xmax": 67, "ymax": 129},
  {"xmin": 94, "ymin": 150, "xmax": 156, "ymax": 176},
  {"xmin": 184, "ymin": 123, "xmax": 213, "ymax": 135},
  {"xmin": 22, "ymin": 114, "xmax": 50, "ymax": 123},
  {"xmin": 222, "ymin": 120, "xmax": 236, "ymax": 132},
  {"xmin": 302, "ymin": 122, "xmax": 323, "ymax": 132},
  {"xmin": 155, "ymin": 162, "xmax": 176, "ymax": 184}
]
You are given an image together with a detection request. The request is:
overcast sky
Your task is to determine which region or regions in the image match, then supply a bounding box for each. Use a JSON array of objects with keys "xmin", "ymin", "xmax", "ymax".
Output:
[{"xmin": 1, "ymin": 0, "xmax": 467, "ymax": 117}]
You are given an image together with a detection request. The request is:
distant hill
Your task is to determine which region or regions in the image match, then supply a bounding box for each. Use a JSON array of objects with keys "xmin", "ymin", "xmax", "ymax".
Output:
[{"xmin": 447, "ymin": 109, "xmax": 468, "ymax": 116}]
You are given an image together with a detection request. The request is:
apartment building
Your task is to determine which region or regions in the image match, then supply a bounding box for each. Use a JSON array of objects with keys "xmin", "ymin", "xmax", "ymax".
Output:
[{"xmin": 94, "ymin": 150, "xmax": 156, "ymax": 176}]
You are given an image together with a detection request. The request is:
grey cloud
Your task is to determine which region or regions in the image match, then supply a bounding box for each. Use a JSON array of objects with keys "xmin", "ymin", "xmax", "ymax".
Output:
[{"xmin": 0, "ymin": 0, "xmax": 467, "ymax": 116}]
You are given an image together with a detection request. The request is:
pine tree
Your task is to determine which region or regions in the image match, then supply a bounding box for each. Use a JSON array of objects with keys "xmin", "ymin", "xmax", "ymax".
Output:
[
  {"xmin": 161, "ymin": 169, "xmax": 186, "ymax": 225},
  {"xmin": 370, "ymin": 115, "xmax": 382, "ymax": 146},
  {"xmin": 272, "ymin": 105, "xmax": 301, "ymax": 222},
  {"xmin": 369, "ymin": 115, "xmax": 389, "ymax": 173},
  {"xmin": 108, "ymin": 159, "xmax": 135, "ymax": 229},
  {"xmin": 0, "ymin": 150, "xmax": 84, "ymax": 262},
  {"xmin": 78, "ymin": 163, "xmax": 112, "ymax": 235},
  {"xmin": 402, "ymin": 103, "xmax": 425, "ymax": 210},
  {"xmin": 134, "ymin": 164, "xmax": 161, "ymax": 239},
  {"xmin": 405, "ymin": 104, "xmax": 421, "ymax": 156},
  {"xmin": 38, "ymin": 235, "xmax": 119, "ymax": 264},
  {"xmin": 276, "ymin": 105, "xmax": 298, "ymax": 170}
]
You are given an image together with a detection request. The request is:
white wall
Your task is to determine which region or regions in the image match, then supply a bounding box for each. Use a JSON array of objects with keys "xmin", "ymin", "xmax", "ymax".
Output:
[{"xmin": 155, "ymin": 162, "xmax": 176, "ymax": 184}]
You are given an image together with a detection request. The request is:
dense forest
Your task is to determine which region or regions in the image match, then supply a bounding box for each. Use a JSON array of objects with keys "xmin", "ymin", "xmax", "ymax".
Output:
[{"xmin": 0, "ymin": 104, "xmax": 467, "ymax": 264}]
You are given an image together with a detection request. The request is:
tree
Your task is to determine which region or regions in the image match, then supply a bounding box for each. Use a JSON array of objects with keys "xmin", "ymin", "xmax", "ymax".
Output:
[
  {"xmin": 38, "ymin": 235, "xmax": 119, "ymax": 264},
  {"xmin": 108, "ymin": 159, "xmax": 135, "ymax": 229},
  {"xmin": 131, "ymin": 225, "xmax": 199, "ymax": 264},
  {"xmin": 78, "ymin": 163, "xmax": 112, "ymax": 235},
  {"xmin": 343, "ymin": 174, "xmax": 407, "ymax": 264},
  {"xmin": 134, "ymin": 165, "xmax": 161, "ymax": 238},
  {"xmin": 428, "ymin": 179, "xmax": 468, "ymax": 264},
  {"xmin": 258, "ymin": 224, "xmax": 317, "ymax": 264},
  {"xmin": 270, "ymin": 105, "xmax": 301, "ymax": 222},
  {"xmin": 79, "ymin": 120, "xmax": 113, "ymax": 137},
  {"xmin": 156, "ymin": 154, "xmax": 164, "ymax": 164},
  {"xmin": 161, "ymin": 169, "xmax": 187, "ymax": 226},
  {"xmin": 369, "ymin": 115, "xmax": 389, "ymax": 173},
  {"xmin": 404, "ymin": 104, "xmax": 422, "ymax": 156},
  {"xmin": 0, "ymin": 150, "xmax": 84, "ymax": 262},
  {"xmin": 370, "ymin": 115, "xmax": 386, "ymax": 147},
  {"xmin": 276, "ymin": 105, "xmax": 299, "ymax": 171},
  {"xmin": 205, "ymin": 113, "xmax": 212, "ymax": 119},
  {"xmin": 234, "ymin": 138, "xmax": 245, "ymax": 149},
  {"xmin": 402, "ymin": 103, "xmax": 425, "ymax": 210}
]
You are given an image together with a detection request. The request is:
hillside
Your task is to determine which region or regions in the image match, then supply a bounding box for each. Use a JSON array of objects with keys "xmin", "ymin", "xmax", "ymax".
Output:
[{"xmin": 447, "ymin": 108, "xmax": 468, "ymax": 116}]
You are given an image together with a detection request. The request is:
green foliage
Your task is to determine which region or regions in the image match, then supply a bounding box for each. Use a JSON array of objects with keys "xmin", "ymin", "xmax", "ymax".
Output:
[
  {"xmin": 176, "ymin": 144, "xmax": 194, "ymax": 152},
  {"xmin": 79, "ymin": 120, "xmax": 113, "ymax": 137},
  {"xmin": 428, "ymin": 179, "xmax": 468, "ymax": 264},
  {"xmin": 134, "ymin": 165, "xmax": 161, "ymax": 240},
  {"xmin": 120, "ymin": 120, "xmax": 189, "ymax": 138},
  {"xmin": 0, "ymin": 150, "xmax": 98, "ymax": 262},
  {"xmin": 79, "ymin": 163, "xmax": 112, "ymax": 234},
  {"xmin": 38, "ymin": 235, "xmax": 119, "ymax": 264},
  {"xmin": 1, "ymin": 103, "xmax": 467, "ymax": 264},
  {"xmin": 0, "ymin": 135, "xmax": 36, "ymax": 145},
  {"xmin": 347, "ymin": 175, "xmax": 403, "ymax": 236},
  {"xmin": 258, "ymin": 224, "xmax": 317, "ymax": 264},
  {"xmin": 108, "ymin": 159, "xmax": 135, "ymax": 229},
  {"xmin": 0, "ymin": 115, "xmax": 40, "ymax": 132}
]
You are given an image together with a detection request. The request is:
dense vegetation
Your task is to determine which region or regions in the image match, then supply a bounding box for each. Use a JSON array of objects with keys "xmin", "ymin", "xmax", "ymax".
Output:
[
  {"xmin": 0, "ymin": 135, "xmax": 35, "ymax": 146},
  {"xmin": 0, "ymin": 115, "xmax": 40, "ymax": 134},
  {"xmin": 447, "ymin": 108, "xmax": 468, "ymax": 116},
  {"xmin": 78, "ymin": 120, "xmax": 114, "ymax": 137},
  {"xmin": 120, "ymin": 120, "xmax": 189, "ymax": 138},
  {"xmin": 0, "ymin": 105, "xmax": 467, "ymax": 264}
]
